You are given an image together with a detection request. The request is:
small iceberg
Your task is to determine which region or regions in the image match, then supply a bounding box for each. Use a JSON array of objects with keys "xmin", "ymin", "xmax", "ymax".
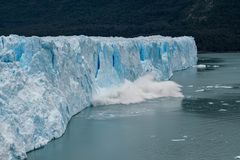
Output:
[
  {"xmin": 196, "ymin": 64, "xmax": 207, "ymax": 69},
  {"xmin": 171, "ymin": 139, "xmax": 186, "ymax": 142},
  {"xmin": 218, "ymin": 109, "xmax": 227, "ymax": 112}
]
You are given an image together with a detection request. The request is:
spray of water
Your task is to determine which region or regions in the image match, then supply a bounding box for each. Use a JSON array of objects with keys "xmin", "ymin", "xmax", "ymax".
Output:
[{"xmin": 92, "ymin": 73, "xmax": 183, "ymax": 106}]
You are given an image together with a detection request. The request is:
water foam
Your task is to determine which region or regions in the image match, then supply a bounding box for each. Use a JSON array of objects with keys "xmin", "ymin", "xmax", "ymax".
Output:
[{"xmin": 92, "ymin": 73, "xmax": 184, "ymax": 106}]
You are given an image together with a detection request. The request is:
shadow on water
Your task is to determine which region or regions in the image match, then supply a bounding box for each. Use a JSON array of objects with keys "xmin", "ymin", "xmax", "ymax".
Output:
[
  {"xmin": 197, "ymin": 57, "xmax": 224, "ymax": 64},
  {"xmin": 197, "ymin": 56, "xmax": 225, "ymax": 72},
  {"xmin": 182, "ymin": 98, "xmax": 240, "ymax": 113}
]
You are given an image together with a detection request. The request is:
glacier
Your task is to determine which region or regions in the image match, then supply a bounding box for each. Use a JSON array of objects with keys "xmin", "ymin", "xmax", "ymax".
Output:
[{"xmin": 0, "ymin": 35, "xmax": 197, "ymax": 160}]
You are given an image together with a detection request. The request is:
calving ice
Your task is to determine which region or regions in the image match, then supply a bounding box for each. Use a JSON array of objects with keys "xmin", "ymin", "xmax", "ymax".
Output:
[{"xmin": 0, "ymin": 35, "xmax": 197, "ymax": 159}]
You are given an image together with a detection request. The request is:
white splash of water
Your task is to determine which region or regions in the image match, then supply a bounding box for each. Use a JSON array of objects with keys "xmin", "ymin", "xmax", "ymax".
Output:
[{"xmin": 92, "ymin": 73, "xmax": 183, "ymax": 106}]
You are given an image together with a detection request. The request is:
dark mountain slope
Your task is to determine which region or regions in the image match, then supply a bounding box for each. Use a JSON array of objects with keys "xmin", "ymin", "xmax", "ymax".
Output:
[{"xmin": 0, "ymin": 0, "xmax": 239, "ymax": 51}]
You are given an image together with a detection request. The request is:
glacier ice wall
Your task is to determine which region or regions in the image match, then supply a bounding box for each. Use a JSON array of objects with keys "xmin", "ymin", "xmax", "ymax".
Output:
[{"xmin": 0, "ymin": 35, "xmax": 197, "ymax": 159}]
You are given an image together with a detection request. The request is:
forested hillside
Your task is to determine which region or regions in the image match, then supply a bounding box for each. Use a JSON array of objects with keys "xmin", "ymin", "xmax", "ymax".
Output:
[{"xmin": 0, "ymin": 0, "xmax": 239, "ymax": 51}]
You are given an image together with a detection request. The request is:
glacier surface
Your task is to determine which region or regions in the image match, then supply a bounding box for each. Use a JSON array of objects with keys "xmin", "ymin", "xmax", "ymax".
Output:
[{"xmin": 0, "ymin": 35, "xmax": 197, "ymax": 160}]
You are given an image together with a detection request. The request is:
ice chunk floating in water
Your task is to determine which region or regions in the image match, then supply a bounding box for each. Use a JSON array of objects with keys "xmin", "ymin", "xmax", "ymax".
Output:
[{"xmin": 0, "ymin": 35, "xmax": 197, "ymax": 160}]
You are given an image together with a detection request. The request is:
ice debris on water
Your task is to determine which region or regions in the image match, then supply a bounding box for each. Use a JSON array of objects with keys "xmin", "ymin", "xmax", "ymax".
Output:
[
  {"xmin": 196, "ymin": 64, "xmax": 206, "ymax": 69},
  {"xmin": 171, "ymin": 139, "xmax": 186, "ymax": 142},
  {"xmin": 222, "ymin": 103, "xmax": 229, "ymax": 106},
  {"xmin": 208, "ymin": 102, "xmax": 214, "ymax": 105},
  {"xmin": 195, "ymin": 89, "xmax": 205, "ymax": 92},
  {"xmin": 218, "ymin": 109, "xmax": 227, "ymax": 112}
]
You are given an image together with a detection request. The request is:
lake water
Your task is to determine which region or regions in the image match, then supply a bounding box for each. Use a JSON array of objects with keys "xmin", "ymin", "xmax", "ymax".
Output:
[{"xmin": 28, "ymin": 53, "xmax": 240, "ymax": 160}]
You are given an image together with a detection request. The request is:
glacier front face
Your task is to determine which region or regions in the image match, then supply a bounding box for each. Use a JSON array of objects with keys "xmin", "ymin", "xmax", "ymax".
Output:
[{"xmin": 0, "ymin": 35, "xmax": 197, "ymax": 159}]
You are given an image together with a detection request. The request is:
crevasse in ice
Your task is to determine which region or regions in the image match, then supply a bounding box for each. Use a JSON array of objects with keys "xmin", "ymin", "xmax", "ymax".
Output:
[{"xmin": 0, "ymin": 35, "xmax": 197, "ymax": 159}]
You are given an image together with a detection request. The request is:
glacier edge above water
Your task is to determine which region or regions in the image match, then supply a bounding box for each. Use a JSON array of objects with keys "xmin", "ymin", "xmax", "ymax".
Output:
[{"xmin": 0, "ymin": 35, "xmax": 197, "ymax": 160}]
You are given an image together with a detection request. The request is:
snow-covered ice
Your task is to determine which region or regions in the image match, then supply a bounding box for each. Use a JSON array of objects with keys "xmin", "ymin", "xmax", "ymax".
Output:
[{"xmin": 0, "ymin": 35, "xmax": 197, "ymax": 159}]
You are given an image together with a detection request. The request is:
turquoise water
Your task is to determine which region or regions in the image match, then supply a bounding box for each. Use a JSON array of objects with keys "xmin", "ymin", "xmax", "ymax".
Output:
[{"xmin": 28, "ymin": 53, "xmax": 240, "ymax": 160}]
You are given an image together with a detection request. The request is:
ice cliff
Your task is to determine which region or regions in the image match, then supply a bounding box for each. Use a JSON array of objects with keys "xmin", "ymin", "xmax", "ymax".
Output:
[{"xmin": 0, "ymin": 35, "xmax": 197, "ymax": 159}]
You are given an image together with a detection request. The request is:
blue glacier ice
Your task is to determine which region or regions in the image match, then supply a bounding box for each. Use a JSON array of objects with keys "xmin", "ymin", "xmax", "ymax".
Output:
[{"xmin": 0, "ymin": 35, "xmax": 197, "ymax": 160}]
